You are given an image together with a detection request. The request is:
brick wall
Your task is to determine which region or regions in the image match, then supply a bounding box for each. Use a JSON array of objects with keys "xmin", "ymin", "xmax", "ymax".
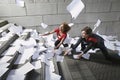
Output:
[{"xmin": 0, "ymin": 0, "xmax": 120, "ymax": 40}]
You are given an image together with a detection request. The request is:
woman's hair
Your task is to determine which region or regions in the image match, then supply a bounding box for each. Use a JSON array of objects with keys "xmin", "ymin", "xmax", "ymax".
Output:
[
  {"xmin": 61, "ymin": 22, "xmax": 71, "ymax": 33},
  {"xmin": 81, "ymin": 26, "xmax": 92, "ymax": 35}
]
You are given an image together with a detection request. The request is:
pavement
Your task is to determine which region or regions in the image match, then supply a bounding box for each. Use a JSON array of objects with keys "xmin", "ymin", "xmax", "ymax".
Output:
[{"xmin": 64, "ymin": 51, "xmax": 120, "ymax": 80}]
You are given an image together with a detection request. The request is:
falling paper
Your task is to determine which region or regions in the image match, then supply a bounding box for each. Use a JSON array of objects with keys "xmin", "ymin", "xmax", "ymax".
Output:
[
  {"xmin": 68, "ymin": 23, "xmax": 74, "ymax": 27},
  {"xmin": 41, "ymin": 23, "xmax": 48, "ymax": 29},
  {"xmin": 16, "ymin": 0, "xmax": 25, "ymax": 7},
  {"xmin": 93, "ymin": 19, "xmax": 101, "ymax": 32},
  {"xmin": 67, "ymin": 0, "xmax": 85, "ymax": 19}
]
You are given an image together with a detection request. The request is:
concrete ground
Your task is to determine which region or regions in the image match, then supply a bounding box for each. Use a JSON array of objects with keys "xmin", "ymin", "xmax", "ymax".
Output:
[{"xmin": 64, "ymin": 51, "xmax": 120, "ymax": 80}]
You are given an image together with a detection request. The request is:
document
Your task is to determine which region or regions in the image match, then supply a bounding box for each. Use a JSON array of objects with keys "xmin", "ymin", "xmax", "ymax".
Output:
[
  {"xmin": 93, "ymin": 19, "xmax": 101, "ymax": 32},
  {"xmin": 0, "ymin": 56, "xmax": 12, "ymax": 62},
  {"xmin": 0, "ymin": 68, "xmax": 8, "ymax": 77},
  {"xmin": 16, "ymin": 0, "xmax": 25, "ymax": 7},
  {"xmin": 82, "ymin": 53, "xmax": 90, "ymax": 60},
  {"xmin": 32, "ymin": 60, "xmax": 41, "ymax": 69},
  {"xmin": 68, "ymin": 23, "xmax": 74, "ymax": 27},
  {"xmin": 17, "ymin": 62, "xmax": 34, "ymax": 74},
  {"xmin": 41, "ymin": 23, "xmax": 48, "ymax": 29},
  {"xmin": 67, "ymin": 0, "xmax": 85, "ymax": 19},
  {"xmin": 51, "ymin": 73, "xmax": 61, "ymax": 80}
]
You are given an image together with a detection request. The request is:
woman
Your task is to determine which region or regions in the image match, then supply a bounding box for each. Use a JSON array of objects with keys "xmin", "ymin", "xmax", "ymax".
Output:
[{"xmin": 41, "ymin": 22, "xmax": 71, "ymax": 49}]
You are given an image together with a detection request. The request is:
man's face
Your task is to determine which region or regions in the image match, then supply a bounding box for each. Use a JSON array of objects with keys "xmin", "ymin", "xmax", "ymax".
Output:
[{"xmin": 81, "ymin": 31, "xmax": 88, "ymax": 38}]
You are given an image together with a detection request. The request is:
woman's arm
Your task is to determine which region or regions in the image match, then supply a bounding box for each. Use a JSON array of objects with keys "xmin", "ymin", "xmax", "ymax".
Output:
[
  {"xmin": 40, "ymin": 30, "xmax": 55, "ymax": 36},
  {"xmin": 54, "ymin": 37, "xmax": 65, "ymax": 49}
]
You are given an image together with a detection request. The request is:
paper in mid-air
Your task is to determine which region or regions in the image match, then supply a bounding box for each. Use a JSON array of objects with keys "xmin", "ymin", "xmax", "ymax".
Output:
[
  {"xmin": 41, "ymin": 23, "xmax": 48, "ymax": 29},
  {"xmin": 16, "ymin": 0, "xmax": 25, "ymax": 7},
  {"xmin": 93, "ymin": 19, "xmax": 101, "ymax": 32},
  {"xmin": 67, "ymin": 0, "xmax": 85, "ymax": 19}
]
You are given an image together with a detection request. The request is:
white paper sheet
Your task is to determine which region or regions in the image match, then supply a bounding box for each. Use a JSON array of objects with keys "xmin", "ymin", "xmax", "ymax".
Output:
[
  {"xmin": 1, "ymin": 32, "xmax": 7, "ymax": 37},
  {"xmin": 32, "ymin": 60, "xmax": 41, "ymax": 69},
  {"xmin": 93, "ymin": 19, "xmax": 101, "ymax": 32},
  {"xmin": 20, "ymin": 38, "xmax": 37, "ymax": 48},
  {"xmin": 67, "ymin": 0, "xmax": 85, "ymax": 19},
  {"xmin": 0, "ymin": 62, "xmax": 10, "ymax": 68},
  {"xmin": 0, "ymin": 68, "xmax": 8, "ymax": 77},
  {"xmin": 51, "ymin": 73, "xmax": 61, "ymax": 80},
  {"xmin": 68, "ymin": 23, "xmax": 74, "ymax": 27},
  {"xmin": 40, "ymin": 53, "xmax": 49, "ymax": 65},
  {"xmin": 0, "ymin": 56, "xmax": 12, "ymax": 62},
  {"xmin": 15, "ymin": 47, "xmax": 36, "ymax": 64},
  {"xmin": 32, "ymin": 50, "xmax": 40, "ymax": 60},
  {"xmin": 82, "ymin": 53, "xmax": 90, "ymax": 60},
  {"xmin": 56, "ymin": 55, "xmax": 64, "ymax": 62},
  {"xmin": 2, "ymin": 46, "xmax": 20, "ymax": 56},
  {"xmin": 38, "ymin": 46, "xmax": 47, "ymax": 52},
  {"xmin": 49, "ymin": 61, "xmax": 55, "ymax": 72},
  {"xmin": 73, "ymin": 54, "xmax": 79, "ymax": 59},
  {"xmin": 7, "ymin": 74, "xmax": 25, "ymax": 80},
  {"xmin": 8, "ymin": 25, "xmax": 23, "ymax": 36},
  {"xmin": 45, "ymin": 51, "xmax": 54, "ymax": 60},
  {"xmin": 17, "ymin": 62, "xmax": 34, "ymax": 74},
  {"xmin": 7, "ymin": 69, "xmax": 25, "ymax": 80},
  {"xmin": 16, "ymin": 0, "xmax": 25, "ymax": 7},
  {"xmin": 31, "ymin": 30, "xmax": 40, "ymax": 40},
  {"xmin": 41, "ymin": 23, "xmax": 48, "ymax": 29}
]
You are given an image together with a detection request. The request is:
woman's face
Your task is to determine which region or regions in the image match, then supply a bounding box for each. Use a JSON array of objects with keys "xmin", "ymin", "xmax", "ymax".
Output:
[
  {"xmin": 60, "ymin": 24, "xmax": 64, "ymax": 32},
  {"xmin": 81, "ymin": 31, "xmax": 88, "ymax": 38}
]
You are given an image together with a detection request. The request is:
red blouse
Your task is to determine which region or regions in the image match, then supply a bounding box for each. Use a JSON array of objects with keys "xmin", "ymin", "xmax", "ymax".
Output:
[{"xmin": 54, "ymin": 28, "xmax": 67, "ymax": 41}]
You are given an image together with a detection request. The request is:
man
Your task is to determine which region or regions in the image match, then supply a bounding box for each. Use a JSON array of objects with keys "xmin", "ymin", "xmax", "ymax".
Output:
[{"xmin": 65, "ymin": 26, "xmax": 111, "ymax": 60}]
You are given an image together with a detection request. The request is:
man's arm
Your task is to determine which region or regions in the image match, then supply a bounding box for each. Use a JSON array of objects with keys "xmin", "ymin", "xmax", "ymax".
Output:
[
  {"xmin": 72, "ymin": 37, "xmax": 82, "ymax": 49},
  {"xmin": 78, "ymin": 42, "xmax": 94, "ymax": 58}
]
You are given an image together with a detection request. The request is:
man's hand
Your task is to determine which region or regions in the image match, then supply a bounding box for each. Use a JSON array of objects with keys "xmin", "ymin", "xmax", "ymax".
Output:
[
  {"xmin": 73, "ymin": 52, "xmax": 83, "ymax": 59},
  {"xmin": 78, "ymin": 52, "xmax": 84, "ymax": 59}
]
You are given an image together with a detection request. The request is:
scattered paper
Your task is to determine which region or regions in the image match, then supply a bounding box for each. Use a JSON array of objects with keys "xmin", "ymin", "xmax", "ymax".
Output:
[
  {"xmin": 32, "ymin": 60, "xmax": 41, "ymax": 69},
  {"xmin": 7, "ymin": 70, "xmax": 25, "ymax": 80},
  {"xmin": 17, "ymin": 62, "xmax": 34, "ymax": 74},
  {"xmin": 51, "ymin": 73, "xmax": 61, "ymax": 80},
  {"xmin": 67, "ymin": 0, "xmax": 85, "ymax": 19},
  {"xmin": 56, "ymin": 55, "xmax": 64, "ymax": 62},
  {"xmin": 41, "ymin": 23, "xmax": 48, "ymax": 29},
  {"xmin": 0, "ymin": 68, "xmax": 8, "ymax": 77},
  {"xmin": 82, "ymin": 53, "xmax": 90, "ymax": 60},
  {"xmin": 0, "ymin": 62, "xmax": 10, "ymax": 68},
  {"xmin": 49, "ymin": 61, "xmax": 55, "ymax": 72},
  {"xmin": 2, "ymin": 46, "xmax": 20, "ymax": 56},
  {"xmin": 8, "ymin": 25, "xmax": 23, "ymax": 36},
  {"xmin": 0, "ymin": 56, "xmax": 12, "ymax": 62}
]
